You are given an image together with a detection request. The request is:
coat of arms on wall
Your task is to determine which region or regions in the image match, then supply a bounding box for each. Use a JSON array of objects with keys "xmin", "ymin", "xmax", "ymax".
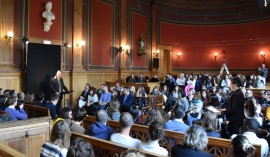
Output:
[{"xmin": 137, "ymin": 34, "xmax": 146, "ymax": 58}]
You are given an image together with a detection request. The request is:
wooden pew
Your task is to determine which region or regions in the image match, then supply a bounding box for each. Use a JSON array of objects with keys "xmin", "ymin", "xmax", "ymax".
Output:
[
  {"xmin": 24, "ymin": 104, "xmax": 50, "ymax": 118},
  {"xmin": 71, "ymin": 132, "xmax": 161, "ymax": 157},
  {"xmin": 0, "ymin": 143, "xmax": 26, "ymax": 157},
  {"xmin": 82, "ymin": 116, "xmax": 261, "ymax": 157},
  {"xmin": 0, "ymin": 117, "xmax": 51, "ymax": 157}
]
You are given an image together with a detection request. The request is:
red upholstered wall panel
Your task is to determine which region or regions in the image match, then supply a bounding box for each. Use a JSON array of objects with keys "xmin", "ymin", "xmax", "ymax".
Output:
[
  {"xmin": 91, "ymin": 0, "xmax": 113, "ymax": 66},
  {"xmin": 160, "ymin": 20, "xmax": 270, "ymax": 69},
  {"xmin": 131, "ymin": 11, "xmax": 147, "ymax": 67},
  {"xmin": 28, "ymin": 0, "xmax": 62, "ymax": 40}
]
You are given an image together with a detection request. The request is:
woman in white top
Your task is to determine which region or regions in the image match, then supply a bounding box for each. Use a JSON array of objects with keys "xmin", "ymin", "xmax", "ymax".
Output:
[
  {"xmin": 221, "ymin": 74, "xmax": 231, "ymax": 94},
  {"xmin": 87, "ymin": 88, "xmax": 99, "ymax": 106},
  {"xmin": 138, "ymin": 121, "xmax": 168, "ymax": 156},
  {"xmin": 176, "ymin": 73, "xmax": 186, "ymax": 87}
]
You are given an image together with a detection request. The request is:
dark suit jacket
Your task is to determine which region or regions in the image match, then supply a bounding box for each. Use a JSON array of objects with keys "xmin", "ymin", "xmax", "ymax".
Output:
[
  {"xmin": 226, "ymin": 88, "xmax": 245, "ymax": 122},
  {"xmin": 171, "ymin": 145, "xmax": 212, "ymax": 157},
  {"xmin": 50, "ymin": 77, "xmax": 68, "ymax": 94},
  {"xmin": 80, "ymin": 90, "xmax": 90, "ymax": 102},
  {"xmin": 120, "ymin": 94, "xmax": 134, "ymax": 112}
]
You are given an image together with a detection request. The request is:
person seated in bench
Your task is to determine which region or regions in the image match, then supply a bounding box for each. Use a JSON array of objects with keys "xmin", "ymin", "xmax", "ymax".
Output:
[
  {"xmin": 34, "ymin": 92, "xmax": 45, "ymax": 107},
  {"xmin": 5, "ymin": 96, "xmax": 28, "ymax": 121},
  {"xmin": 78, "ymin": 83, "xmax": 91, "ymax": 108},
  {"xmin": 99, "ymin": 85, "xmax": 112, "ymax": 110},
  {"xmin": 231, "ymin": 119, "xmax": 269, "ymax": 157},
  {"xmin": 45, "ymin": 94, "xmax": 59, "ymax": 120},
  {"xmin": 138, "ymin": 121, "xmax": 168, "ymax": 156},
  {"xmin": 165, "ymin": 105, "xmax": 189, "ymax": 132},
  {"xmin": 171, "ymin": 124, "xmax": 212, "ymax": 157},
  {"xmin": 229, "ymin": 135, "xmax": 256, "ymax": 157},
  {"xmin": 66, "ymin": 108, "xmax": 87, "ymax": 134},
  {"xmin": 40, "ymin": 120, "xmax": 70, "ymax": 157},
  {"xmin": 202, "ymin": 111, "xmax": 221, "ymax": 138},
  {"xmin": 121, "ymin": 149, "xmax": 145, "ymax": 157},
  {"xmin": 110, "ymin": 112, "xmax": 141, "ymax": 148},
  {"xmin": 120, "ymin": 87, "xmax": 134, "ymax": 112},
  {"xmin": 67, "ymin": 137, "xmax": 95, "ymax": 157},
  {"xmin": 85, "ymin": 109, "xmax": 113, "ymax": 140}
]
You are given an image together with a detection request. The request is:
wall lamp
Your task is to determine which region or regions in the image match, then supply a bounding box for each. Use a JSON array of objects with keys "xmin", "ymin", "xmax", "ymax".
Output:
[
  {"xmin": 118, "ymin": 45, "xmax": 130, "ymax": 54},
  {"xmin": 21, "ymin": 36, "xmax": 29, "ymax": 44},
  {"xmin": 260, "ymin": 50, "xmax": 266, "ymax": 63},
  {"xmin": 76, "ymin": 41, "xmax": 85, "ymax": 49},
  {"xmin": 214, "ymin": 52, "xmax": 218, "ymax": 60},
  {"xmin": 177, "ymin": 52, "xmax": 182, "ymax": 62},
  {"xmin": 153, "ymin": 49, "xmax": 160, "ymax": 58},
  {"xmin": 63, "ymin": 43, "xmax": 71, "ymax": 48},
  {"xmin": 4, "ymin": 31, "xmax": 14, "ymax": 42}
]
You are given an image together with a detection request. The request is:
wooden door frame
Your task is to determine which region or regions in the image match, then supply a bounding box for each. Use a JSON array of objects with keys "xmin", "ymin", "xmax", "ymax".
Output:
[{"xmin": 157, "ymin": 44, "xmax": 172, "ymax": 79}]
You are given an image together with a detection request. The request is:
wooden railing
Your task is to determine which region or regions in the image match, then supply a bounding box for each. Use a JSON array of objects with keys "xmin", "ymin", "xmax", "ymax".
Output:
[
  {"xmin": 24, "ymin": 104, "xmax": 50, "ymax": 118},
  {"xmin": 82, "ymin": 116, "xmax": 261, "ymax": 157},
  {"xmin": 71, "ymin": 132, "xmax": 161, "ymax": 157}
]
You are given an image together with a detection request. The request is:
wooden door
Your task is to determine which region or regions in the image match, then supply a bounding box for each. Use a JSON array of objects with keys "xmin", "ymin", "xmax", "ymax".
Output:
[{"xmin": 157, "ymin": 45, "xmax": 172, "ymax": 79}]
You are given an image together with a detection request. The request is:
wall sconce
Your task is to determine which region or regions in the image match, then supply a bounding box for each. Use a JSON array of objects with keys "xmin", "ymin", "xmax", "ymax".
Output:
[
  {"xmin": 177, "ymin": 52, "xmax": 182, "ymax": 62},
  {"xmin": 76, "ymin": 41, "xmax": 85, "ymax": 49},
  {"xmin": 214, "ymin": 52, "xmax": 218, "ymax": 60},
  {"xmin": 260, "ymin": 50, "xmax": 266, "ymax": 63},
  {"xmin": 118, "ymin": 45, "xmax": 130, "ymax": 54},
  {"xmin": 4, "ymin": 31, "xmax": 14, "ymax": 42},
  {"xmin": 153, "ymin": 49, "xmax": 160, "ymax": 58},
  {"xmin": 21, "ymin": 36, "xmax": 29, "ymax": 44},
  {"xmin": 63, "ymin": 43, "xmax": 71, "ymax": 48}
]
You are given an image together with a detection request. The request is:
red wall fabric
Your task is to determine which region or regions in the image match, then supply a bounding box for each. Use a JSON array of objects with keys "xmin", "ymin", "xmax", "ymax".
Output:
[
  {"xmin": 160, "ymin": 20, "xmax": 270, "ymax": 69},
  {"xmin": 28, "ymin": 0, "xmax": 62, "ymax": 40},
  {"xmin": 91, "ymin": 0, "xmax": 113, "ymax": 66},
  {"xmin": 131, "ymin": 11, "xmax": 147, "ymax": 67}
]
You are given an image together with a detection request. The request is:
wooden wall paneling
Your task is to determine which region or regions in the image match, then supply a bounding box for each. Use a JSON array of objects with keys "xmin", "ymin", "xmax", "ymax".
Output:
[
  {"xmin": 0, "ymin": 72, "xmax": 22, "ymax": 92},
  {"xmin": 0, "ymin": 0, "xmax": 14, "ymax": 69},
  {"xmin": 72, "ymin": 73, "xmax": 88, "ymax": 106},
  {"xmin": 86, "ymin": 72, "xmax": 119, "ymax": 89},
  {"xmin": 157, "ymin": 45, "xmax": 172, "ymax": 78}
]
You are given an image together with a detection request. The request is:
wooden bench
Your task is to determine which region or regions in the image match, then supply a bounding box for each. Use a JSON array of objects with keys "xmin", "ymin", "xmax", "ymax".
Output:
[
  {"xmin": 82, "ymin": 116, "xmax": 261, "ymax": 157},
  {"xmin": 0, "ymin": 142, "xmax": 26, "ymax": 157},
  {"xmin": 71, "ymin": 131, "xmax": 161, "ymax": 157},
  {"xmin": 24, "ymin": 104, "xmax": 50, "ymax": 118}
]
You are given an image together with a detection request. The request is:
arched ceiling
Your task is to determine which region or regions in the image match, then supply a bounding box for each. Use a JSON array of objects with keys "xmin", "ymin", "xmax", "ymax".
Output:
[{"xmin": 154, "ymin": 0, "xmax": 270, "ymax": 24}]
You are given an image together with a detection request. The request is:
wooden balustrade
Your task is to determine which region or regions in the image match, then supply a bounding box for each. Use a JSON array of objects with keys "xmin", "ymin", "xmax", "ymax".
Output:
[
  {"xmin": 82, "ymin": 116, "xmax": 261, "ymax": 157},
  {"xmin": 24, "ymin": 104, "xmax": 50, "ymax": 118},
  {"xmin": 0, "ymin": 143, "xmax": 26, "ymax": 157}
]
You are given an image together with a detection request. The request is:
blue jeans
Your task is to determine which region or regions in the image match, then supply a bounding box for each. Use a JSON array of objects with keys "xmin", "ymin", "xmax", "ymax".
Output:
[{"xmin": 187, "ymin": 114, "xmax": 200, "ymax": 126}]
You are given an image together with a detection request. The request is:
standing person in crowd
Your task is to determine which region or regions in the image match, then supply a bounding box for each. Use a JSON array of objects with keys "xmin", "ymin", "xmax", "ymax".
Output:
[
  {"xmin": 120, "ymin": 87, "xmax": 134, "ymax": 112},
  {"xmin": 67, "ymin": 137, "xmax": 95, "ymax": 157},
  {"xmin": 85, "ymin": 110, "xmax": 113, "ymax": 140},
  {"xmin": 45, "ymin": 94, "xmax": 59, "ymax": 120},
  {"xmin": 225, "ymin": 76, "xmax": 245, "ymax": 135},
  {"xmin": 99, "ymin": 85, "xmax": 111, "ymax": 110},
  {"xmin": 50, "ymin": 70, "xmax": 69, "ymax": 113},
  {"xmin": 165, "ymin": 105, "xmax": 189, "ymax": 132},
  {"xmin": 5, "ymin": 96, "xmax": 28, "ymax": 121},
  {"xmin": 110, "ymin": 112, "xmax": 141, "ymax": 148},
  {"xmin": 258, "ymin": 63, "xmax": 268, "ymax": 83},
  {"xmin": 138, "ymin": 121, "xmax": 168, "ymax": 156},
  {"xmin": 78, "ymin": 84, "xmax": 91, "ymax": 108},
  {"xmin": 40, "ymin": 120, "xmax": 70, "ymax": 157},
  {"xmin": 228, "ymin": 135, "xmax": 255, "ymax": 157},
  {"xmin": 171, "ymin": 124, "xmax": 212, "ymax": 157}
]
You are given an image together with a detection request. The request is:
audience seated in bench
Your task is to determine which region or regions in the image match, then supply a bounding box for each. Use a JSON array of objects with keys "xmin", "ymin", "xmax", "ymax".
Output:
[
  {"xmin": 82, "ymin": 115, "xmax": 262, "ymax": 157},
  {"xmin": 71, "ymin": 131, "xmax": 160, "ymax": 157},
  {"xmin": 24, "ymin": 104, "xmax": 50, "ymax": 118}
]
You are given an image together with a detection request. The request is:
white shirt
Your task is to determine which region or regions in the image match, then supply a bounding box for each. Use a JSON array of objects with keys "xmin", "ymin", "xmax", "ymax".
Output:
[
  {"xmin": 110, "ymin": 133, "xmax": 141, "ymax": 149},
  {"xmin": 87, "ymin": 94, "xmax": 99, "ymax": 104},
  {"xmin": 138, "ymin": 140, "xmax": 168, "ymax": 156},
  {"xmin": 176, "ymin": 78, "xmax": 186, "ymax": 86},
  {"xmin": 243, "ymin": 132, "xmax": 269, "ymax": 157}
]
